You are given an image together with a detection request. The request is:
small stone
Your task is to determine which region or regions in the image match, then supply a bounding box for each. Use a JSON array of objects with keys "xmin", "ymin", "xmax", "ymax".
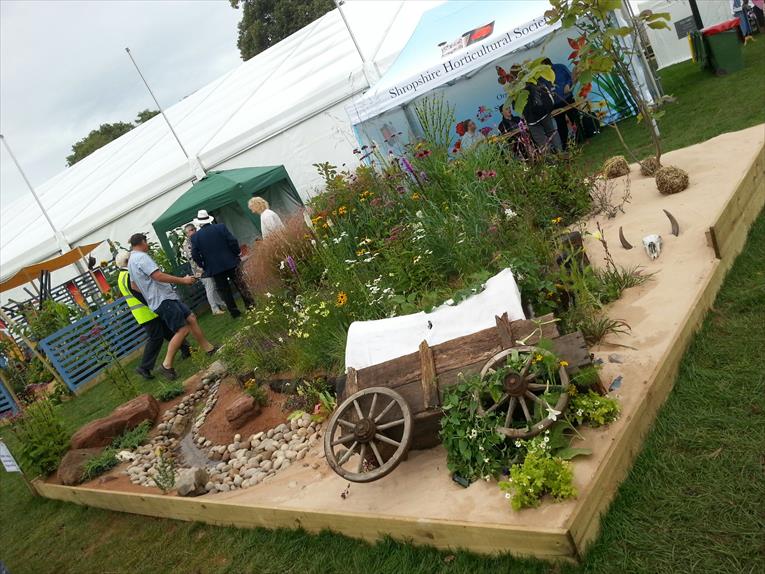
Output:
[
  {"xmin": 283, "ymin": 431, "xmax": 294, "ymax": 441},
  {"xmin": 311, "ymin": 462, "xmax": 320, "ymax": 470},
  {"xmin": 262, "ymin": 439, "xmax": 277, "ymax": 453},
  {"xmin": 296, "ymin": 450, "xmax": 307, "ymax": 461},
  {"xmin": 233, "ymin": 475, "xmax": 243, "ymax": 487},
  {"xmin": 267, "ymin": 429, "xmax": 275, "ymax": 439},
  {"xmin": 285, "ymin": 450, "xmax": 298, "ymax": 460},
  {"xmin": 280, "ymin": 444, "xmax": 289, "ymax": 452},
  {"xmin": 217, "ymin": 483, "xmax": 230, "ymax": 492},
  {"xmin": 235, "ymin": 448, "xmax": 248, "ymax": 459},
  {"xmin": 259, "ymin": 460, "xmax": 273, "ymax": 471},
  {"xmin": 281, "ymin": 460, "xmax": 290, "ymax": 470},
  {"xmin": 276, "ymin": 423, "xmax": 288, "ymax": 433},
  {"xmin": 222, "ymin": 451, "xmax": 231, "ymax": 462},
  {"xmin": 272, "ymin": 432, "xmax": 284, "ymax": 442},
  {"xmin": 232, "ymin": 459, "xmax": 244, "ymax": 470},
  {"xmin": 252, "ymin": 431, "xmax": 264, "ymax": 441},
  {"xmin": 234, "ymin": 434, "xmax": 241, "ymax": 442},
  {"xmin": 227, "ymin": 444, "xmax": 237, "ymax": 453},
  {"xmin": 290, "ymin": 419, "xmax": 300, "ymax": 431},
  {"xmin": 608, "ymin": 353, "xmax": 624, "ymax": 364},
  {"xmin": 273, "ymin": 459, "xmax": 283, "ymax": 470}
]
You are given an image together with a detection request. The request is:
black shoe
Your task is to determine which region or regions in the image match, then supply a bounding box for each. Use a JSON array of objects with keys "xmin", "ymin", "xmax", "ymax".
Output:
[
  {"xmin": 180, "ymin": 347, "xmax": 192, "ymax": 360},
  {"xmin": 157, "ymin": 365, "xmax": 177, "ymax": 380},
  {"xmin": 230, "ymin": 311, "xmax": 242, "ymax": 319},
  {"xmin": 206, "ymin": 345, "xmax": 220, "ymax": 357},
  {"xmin": 135, "ymin": 367, "xmax": 154, "ymax": 380}
]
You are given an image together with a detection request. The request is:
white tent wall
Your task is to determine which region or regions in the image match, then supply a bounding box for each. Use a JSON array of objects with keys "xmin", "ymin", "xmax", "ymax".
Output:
[
  {"xmin": 1, "ymin": 1, "xmax": 444, "ymax": 289},
  {"xmin": 636, "ymin": 0, "xmax": 732, "ymax": 69}
]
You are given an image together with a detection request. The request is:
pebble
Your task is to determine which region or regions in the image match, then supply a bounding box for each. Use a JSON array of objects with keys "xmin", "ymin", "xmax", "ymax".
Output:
[
  {"xmin": 296, "ymin": 450, "xmax": 307, "ymax": 461},
  {"xmin": 233, "ymin": 475, "xmax": 243, "ymax": 487},
  {"xmin": 260, "ymin": 460, "xmax": 273, "ymax": 471},
  {"xmin": 234, "ymin": 434, "xmax": 241, "ymax": 442},
  {"xmin": 267, "ymin": 429, "xmax": 275, "ymax": 439},
  {"xmin": 608, "ymin": 353, "xmax": 625, "ymax": 364},
  {"xmin": 285, "ymin": 450, "xmax": 298, "ymax": 460},
  {"xmin": 311, "ymin": 462, "xmax": 320, "ymax": 470}
]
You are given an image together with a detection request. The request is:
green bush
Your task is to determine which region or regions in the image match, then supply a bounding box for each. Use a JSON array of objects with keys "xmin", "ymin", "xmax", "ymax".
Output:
[
  {"xmin": 112, "ymin": 420, "xmax": 152, "ymax": 450},
  {"xmin": 569, "ymin": 390, "xmax": 621, "ymax": 427},
  {"xmin": 243, "ymin": 380, "xmax": 270, "ymax": 407},
  {"xmin": 81, "ymin": 449, "xmax": 118, "ymax": 482},
  {"xmin": 499, "ymin": 450, "xmax": 577, "ymax": 510},
  {"xmin": 153, "ymin": 383, "xmax": 185, "ymax": 402},
  {"xmin": 10, "ymin": 399, "xmax": 69, "ymax": 476}
]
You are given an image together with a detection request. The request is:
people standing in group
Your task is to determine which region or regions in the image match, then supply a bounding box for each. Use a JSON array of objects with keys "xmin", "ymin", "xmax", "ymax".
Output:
[
  {"xmin": 127, "ymin": 233, "xmax": 218, "ymax": 380},
  {"xmin": 182, "ymin": 223, "xmax": 226, "ymax": 315},
  {"xmin": 733, "ymin": 0, "xmax": 755, "ymax": 42},
  {"xmin": 190, "ymin": 209, "xmax": 254, "ymax": 318},
  {"xmin": 509, "ymin": 64, "xmax": 563, "ymax": 154},
  {"xmin": 248, "ymin": 197, "xmax": 285, "ymax": 239},
  {"xmin": 542, "ymin": 58, "xmax": 583, "ymax": 151},
  {"xmin": 115, "ymin": 250, "xmax": 191, "ymax": 380},
  {"xmin": 458, "ymin": 119, "xmax": 486, "ymax": 150}
]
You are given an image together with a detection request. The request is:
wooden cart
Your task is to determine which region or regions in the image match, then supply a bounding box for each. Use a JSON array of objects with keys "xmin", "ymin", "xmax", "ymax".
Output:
[{"xmin": 323, "ymin": 313, "xmax": 596, "ymax": 483}]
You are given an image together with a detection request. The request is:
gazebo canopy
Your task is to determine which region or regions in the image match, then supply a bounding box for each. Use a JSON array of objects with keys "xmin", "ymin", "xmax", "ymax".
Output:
[
  {"xmin": 0, "ymin": 241, "xmax": 102, "ymax": 293},
  {"xmin": 152, "ymin": 166, "xmax": 302, "ymax": 265}
]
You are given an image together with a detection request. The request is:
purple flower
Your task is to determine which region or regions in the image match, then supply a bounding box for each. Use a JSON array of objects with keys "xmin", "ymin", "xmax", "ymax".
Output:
[
  {"xmin": 400, "ymin": 156, "xmax": 415, "ymax": 175},
  {"xmin": 286, "ymin": 256, "xmax": 298, "ymax": 275}
]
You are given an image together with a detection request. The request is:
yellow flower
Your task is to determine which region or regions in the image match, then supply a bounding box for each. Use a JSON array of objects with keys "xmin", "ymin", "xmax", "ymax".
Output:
[
  {"xmin": 592, "ymin": 230, "xmax": 603, "ymax": 241},
  {"xmin": 338, "ymin": 206, "xmax": 348, "ymax": 216},
  {"xmin": 356, "ymin": 249, "xmax": 366, "ymax": 256},
  {"xmin": 568, "ymin": 385, "xmax": 578, "ymax": 396},
  {"xmin": 336, "ymin": 291, "xmax": 348, "ymax": 307},
  {"xmin": 551, "ymin": 216, "xmax": 562, "ymax": 224},
  {"xmin": 559, "ymin": 360, "xmax": 569, "ymax": 367},
  {"xmin": 411, "ymin": 192, "xmax": 420, "ymax": 200}
]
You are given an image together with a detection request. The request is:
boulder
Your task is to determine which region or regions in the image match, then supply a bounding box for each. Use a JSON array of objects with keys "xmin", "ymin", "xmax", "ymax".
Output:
[
  {"xmin": 70, "ymin": 394, "xmax": 159, "ymax": 449},
  {"xmin": 57, "ymin": 448, "xmax": 104, "ymax": 485},
  {"xmin": 176, "ymin": 466, "xmax": 209, "ymax": 497},
  {"xmin": 225, "ymin": 395, "xmax": 260, "ymax": 429}
]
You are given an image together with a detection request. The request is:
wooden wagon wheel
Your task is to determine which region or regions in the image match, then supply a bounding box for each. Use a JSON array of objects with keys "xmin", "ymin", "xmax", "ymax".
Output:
[
  {"xmin": 324, "ymin": 387, "xmax": 413, "ymax": 483},
  {"xmin": 476, "ymin": 346, "xmax": 571, "ymax": 440}
]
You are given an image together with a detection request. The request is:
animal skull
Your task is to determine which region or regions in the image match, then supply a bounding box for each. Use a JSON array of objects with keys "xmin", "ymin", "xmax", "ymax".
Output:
[{"xmin": 642, "ymin": 234, "xmax": 662, "ymax": 259}]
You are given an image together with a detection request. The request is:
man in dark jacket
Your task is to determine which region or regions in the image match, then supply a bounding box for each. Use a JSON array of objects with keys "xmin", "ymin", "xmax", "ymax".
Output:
[
  {"xmin": 510, "ymin": 64, "xmax": 562, "ymax": 154},
  {"xmin": 190, "ymin": 210, "xmax": 254, "ymax": 318}
]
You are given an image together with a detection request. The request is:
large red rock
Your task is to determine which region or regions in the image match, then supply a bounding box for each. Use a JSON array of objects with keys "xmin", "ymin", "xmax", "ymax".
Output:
[
  {"xmin": 225, "ymin": 394, "xmax": 260, "ymax": 429},
  {"xmin": 70, "ymin": 394, "xmax": 159, "ymax": 449},
  {"xmin": 57, "ymin": 447, "xmax": 104, "ymax": 485}
]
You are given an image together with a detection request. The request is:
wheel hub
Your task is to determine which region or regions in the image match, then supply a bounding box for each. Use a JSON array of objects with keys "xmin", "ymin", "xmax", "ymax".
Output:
[
  {"xmin": 353, "ymin": 418, "xmax": 376, "ymax": 442},
  {"xmin": 503, "ymin": 371, "xmax": 528, "ymax": 397}
]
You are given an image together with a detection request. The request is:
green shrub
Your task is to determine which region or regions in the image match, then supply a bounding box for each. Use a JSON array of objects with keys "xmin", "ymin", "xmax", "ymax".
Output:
[
  {"xmin": 81, "ymin": 449, "xmax": 118, "ymax": 482},
  {"xmin": 153, "ymin": 383, "xmax": 184, "ymax": 402},
  {"xmin": 499, "ymin": 450, "xmax": 577, "ymax": 510},
  {"xmin": 570, "ymin": 391, "xmax": 621, "ymax": 427},
  {"xmin": 112, "ymin": 420, "xmax": 152, "ymax": 450},
  {"xmin": 10, "ymin": 399, "xmax": 69, "ymax": 476},
  {"xmin": 243, "ymin": 380, "xmax": 270, "ymax": 407}
]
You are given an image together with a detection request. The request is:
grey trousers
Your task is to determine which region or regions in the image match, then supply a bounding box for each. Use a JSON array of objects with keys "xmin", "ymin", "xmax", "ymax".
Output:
[
  {"xmin": 528, "ymin": 115, "xmax": 563, "ymax": 153},
  {"xmin": 201, "ymin": 276, "xmax": 225, "ymax": 312}
]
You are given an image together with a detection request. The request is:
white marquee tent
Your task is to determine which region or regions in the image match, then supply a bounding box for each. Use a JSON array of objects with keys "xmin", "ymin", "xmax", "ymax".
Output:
[{"xmin": 0, "ymin": 1, "xmax": 444, "ymax": 292}]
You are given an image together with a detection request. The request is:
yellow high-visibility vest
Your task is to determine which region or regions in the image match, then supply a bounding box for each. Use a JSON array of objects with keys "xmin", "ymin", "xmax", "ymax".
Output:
[{"xmin": 117, "ymin": 270, "xmax": 157, "ymax": 325}]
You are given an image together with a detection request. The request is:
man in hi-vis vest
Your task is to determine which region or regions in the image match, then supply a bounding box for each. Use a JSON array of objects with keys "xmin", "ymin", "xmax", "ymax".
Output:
[{"xmin": 115, "ymin": 251, "xmax": 190, "ymax": 380}]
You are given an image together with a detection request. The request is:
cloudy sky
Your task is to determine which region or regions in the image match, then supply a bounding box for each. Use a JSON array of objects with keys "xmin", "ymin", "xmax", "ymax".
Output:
[{"xmin": 0, "ymin": 0, "xmax": 242, "ymax": 208}]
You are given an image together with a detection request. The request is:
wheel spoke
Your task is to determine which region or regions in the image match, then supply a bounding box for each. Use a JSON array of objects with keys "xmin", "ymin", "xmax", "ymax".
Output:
[
  {"xmin": 377, "ymin": 418, "xmax": 405, "ymax": 431},
  {"xmin": 528, "ymin": 383, "xmax": 559, "ymax": 391},
  {"xmin": 337, "ymin": 418, "xmax": 355, "ymax": 430},
  {"xmin": 374, "ymin": 433, "xmax": 401, "ymax": 448},
  {"xmin": 524, "ymin": 391, "xmax": 547, "ymax": 407},
  {"xmin": 357, "ymin": 443, "xmax": 367, "ymax": 473},
  {"xmin": 486, "ymin": 393, "xmax": 510, "ymax": 414},
  {"xmin": 337, "ymin": 441, "xmax": 358, "ymax": 465},
  {"xmin": 374, "ymin": 400, "xmax": 396, "ymax": 422},
  {"xmin": 353, "ymin": 399, "xmax": 364, "ymax": 419},
  {"xmin": 370, "ymin": 441, "xmax": 384, "ymax": 467},
  {"xmin": 505, "ymin": 397, "xmax": 517, "ymax": 427},
  {"xmin": 368, "ymin": 393, "xmax": 378, "ymax": 419},
  {"xmin": 331, "ymin": 433, "xmax": 356, "ymax": 447},
  {"xmin": 519, "ymin": 396, "xmax": 532, "ymax": 422}
]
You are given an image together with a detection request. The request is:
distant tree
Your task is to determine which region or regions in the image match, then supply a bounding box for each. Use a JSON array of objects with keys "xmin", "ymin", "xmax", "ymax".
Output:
[
  {"xmin": 230, "ymin": 0, "xmax": 334, "ymax": 61},
  {"xmin": 135, "ymin": 108, "xmax": 160, "ymax": 124},
  {"xmin": 65, "ymin": 109, "xmax": 159, "ymax": 167}
]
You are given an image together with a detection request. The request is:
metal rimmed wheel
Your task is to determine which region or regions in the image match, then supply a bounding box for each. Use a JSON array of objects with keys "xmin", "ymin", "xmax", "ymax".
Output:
[
  {"xmin": 324, "ymin": 387, "xmax": 413, "ymax": 483},
  {"xmin": 476, "ymin": 346, "xmax": 571, "ymax": 440}
]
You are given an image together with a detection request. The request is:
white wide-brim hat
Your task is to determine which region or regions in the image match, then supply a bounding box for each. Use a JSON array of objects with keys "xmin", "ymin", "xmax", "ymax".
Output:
[{"xmin": 193, "ymin": 209, "xmax": 214, "ymax": 226}]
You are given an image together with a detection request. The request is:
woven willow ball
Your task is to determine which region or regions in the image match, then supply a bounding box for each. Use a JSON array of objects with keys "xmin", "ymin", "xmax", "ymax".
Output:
[
  {"xmin": 602, "ymin": 155, "xmax": 630, "ymax": 179},
  {"xmin": 655, "ymin": 165, "xmax": 689, "ymax": 195},
  {"xmin": 640, "ymin": 156, "xmax": 660, "ymax": 177}
]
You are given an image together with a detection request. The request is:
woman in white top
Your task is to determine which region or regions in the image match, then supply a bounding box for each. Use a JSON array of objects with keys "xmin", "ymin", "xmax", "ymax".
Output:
[
  {"xmin": 459, "ymin": 119, "xmax": 486, "ymax": 151},
  {"xmin": 248, "ymin": 196, "xmax": 285, "ymax": 239}
]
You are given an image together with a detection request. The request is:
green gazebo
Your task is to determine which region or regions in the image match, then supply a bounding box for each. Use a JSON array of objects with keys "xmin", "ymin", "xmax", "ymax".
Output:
[{"xmin": 152, "ymin": 166, "xmax": 302, "ymax": 265}]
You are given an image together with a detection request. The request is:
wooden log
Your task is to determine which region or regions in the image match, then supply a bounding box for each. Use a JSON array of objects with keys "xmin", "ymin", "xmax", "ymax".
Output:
[
  {"xmin": 418, "ymin": 341, "xmax": 439, "ymax": 409},
  {"xmin": 495, "ymin": 313, "xmax": 515, "ymax": 349}
]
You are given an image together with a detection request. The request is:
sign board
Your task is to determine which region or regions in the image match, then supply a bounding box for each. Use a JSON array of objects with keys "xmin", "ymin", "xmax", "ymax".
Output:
[
  {"xmin": 0, "ymin": 441, "xmax": 20, "ymax": 472},
  {"xmin": 674, "ymin": 16, "xmax": 698, "ymax": 40}
]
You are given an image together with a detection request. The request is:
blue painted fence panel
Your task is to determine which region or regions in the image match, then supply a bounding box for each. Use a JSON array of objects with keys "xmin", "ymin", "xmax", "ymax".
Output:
[
  {"xmin": 38, "ymin": 297, "xmax": 146, "ymax": 392},
  {"xmin": 0, "ymin": 381, "xmax": 19, "ymax": 418}
]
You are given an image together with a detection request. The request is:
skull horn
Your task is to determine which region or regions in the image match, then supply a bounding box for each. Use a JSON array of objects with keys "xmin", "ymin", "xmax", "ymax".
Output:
[
  {"xmin": 619, "ymin": 226, "xmax": 633, "ymax": 250},
  {"xmin": 664, "ymin": 209, "xmax": 679, "ymax": 236}
]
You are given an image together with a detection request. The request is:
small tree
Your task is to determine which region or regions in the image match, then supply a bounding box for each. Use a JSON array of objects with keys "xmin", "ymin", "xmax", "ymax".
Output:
[{"xmin": 544, "ymin": 0, "xmax": 670, "ymax": 166}]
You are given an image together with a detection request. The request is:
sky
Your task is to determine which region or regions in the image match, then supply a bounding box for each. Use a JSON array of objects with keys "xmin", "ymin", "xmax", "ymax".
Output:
[{"xmin": 0, "ymin": 0, "xmax": 242, "ymax": 209}]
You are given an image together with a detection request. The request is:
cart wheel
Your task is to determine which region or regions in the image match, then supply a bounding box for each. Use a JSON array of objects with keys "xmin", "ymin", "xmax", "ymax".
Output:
[
  {"xmin": 324, "ymin": 387, "xmax": 413, "ymax": 483},
  {"xmin": 476, "ymin": 346, "xmax": 571, "ymax": 440}
]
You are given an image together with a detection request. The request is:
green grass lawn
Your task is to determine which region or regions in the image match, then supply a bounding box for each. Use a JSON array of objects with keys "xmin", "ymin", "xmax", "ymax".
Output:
[{"xmin": 2, "ymin": 44, "xmax": 765, "ymax": 574}]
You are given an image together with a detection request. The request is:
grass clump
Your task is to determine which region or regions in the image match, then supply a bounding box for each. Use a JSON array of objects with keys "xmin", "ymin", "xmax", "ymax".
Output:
[
  {"xmin": 81, "ymin": 450, "xmax": 119, "ymax": 482},
  {"xmin": 112, "ymin": 420, "xmax": 152, "ymax": 451},
  {"xmin": 153, "ymin": 383, "xmax": 185, "ymax": 402}
]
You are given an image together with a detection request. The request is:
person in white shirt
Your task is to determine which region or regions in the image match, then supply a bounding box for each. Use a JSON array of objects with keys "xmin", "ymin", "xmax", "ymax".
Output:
[
  {"xmin": 248, "ymin": 197, "xmax": 285, "ymax": 239},
  {"xmin": 459, "ymin": 119, "xmax": 486, "ymax": 151}
]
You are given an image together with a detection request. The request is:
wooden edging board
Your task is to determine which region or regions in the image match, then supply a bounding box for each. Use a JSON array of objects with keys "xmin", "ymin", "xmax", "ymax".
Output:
[{"xmin": 32, "ymin": 140, "xmax": 764, "ymax": 562}]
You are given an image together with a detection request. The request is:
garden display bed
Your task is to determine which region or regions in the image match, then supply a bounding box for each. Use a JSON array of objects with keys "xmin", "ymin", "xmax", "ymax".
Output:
[{"xmin": 33, "ymin": 126, "xmax": 764, "ymax": 561}]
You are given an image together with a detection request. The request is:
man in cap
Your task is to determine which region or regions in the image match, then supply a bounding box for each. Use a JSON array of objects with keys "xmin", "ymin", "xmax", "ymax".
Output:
[
  {"xmin": 190, "ymin": 209, "xmax": 254, "ymax": 318},
  {"xmin": 127, "ymin": 233, "xmax": 217, "ymax": 379},
  {"xmin": 115, "ymin": 250, "xmax": 190, "ymax": 380}
]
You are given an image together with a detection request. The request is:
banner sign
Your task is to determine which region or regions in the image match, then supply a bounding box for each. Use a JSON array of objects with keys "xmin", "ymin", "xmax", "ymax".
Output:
[
  {"xmin": 0, "ymin": 441, "xmax": 20, "ymax": 473},
  {"xmin": 348, "ymin": 15, "xmax": 558, "ymax": 124}
]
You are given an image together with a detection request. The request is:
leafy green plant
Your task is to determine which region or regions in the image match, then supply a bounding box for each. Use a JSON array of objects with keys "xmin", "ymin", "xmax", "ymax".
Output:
[
  {"xmin": 112, "ymin": 421, "xmax": 152, "ymax": 450},
  {"xmin": 498, "ymin": 449, "xmax": 577, "ymax": 510},
  {"xmin": 10, "ymin": 399, "xmax": 69, "ymax": 476},
  {"xmin": 565, "ymin": 305, "xmax": 630, "ymax": 345},
  {"xmin": 153, "ymin": 383, "xmax": 185, "ymax": 402},
  {"xmin": 287, "ymin": 388, "xmax": 336, "ymax": 423},
  {"xmin": 569, "ymin": 390, "xmax": 621, "ymax": 427},
  {"xmin": 81, "ymin": 449, "xmax": 118, "ymax": 482},
  {"xmin": 152, "ymin": 448, "xmax": 176, "ymax": 494},
  {"xmin": 243, "ymin": 379, "xmax": 270, "ymax": 407}
]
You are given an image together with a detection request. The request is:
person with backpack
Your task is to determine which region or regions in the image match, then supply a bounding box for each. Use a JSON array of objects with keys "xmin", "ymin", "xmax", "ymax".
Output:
[{"xmin": 509, "ymin": 64, "xmax": 563, "ymax": 154}]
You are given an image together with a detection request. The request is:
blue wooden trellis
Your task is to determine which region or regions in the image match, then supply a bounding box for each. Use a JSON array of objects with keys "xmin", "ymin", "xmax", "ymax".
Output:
[
  {"xmin": 0, "ymin": 380, "xmax": 20, "ymax": 418},
  {"xmin": 38, "ymin": 297, "xmax": 147, "ymax": 393}
]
